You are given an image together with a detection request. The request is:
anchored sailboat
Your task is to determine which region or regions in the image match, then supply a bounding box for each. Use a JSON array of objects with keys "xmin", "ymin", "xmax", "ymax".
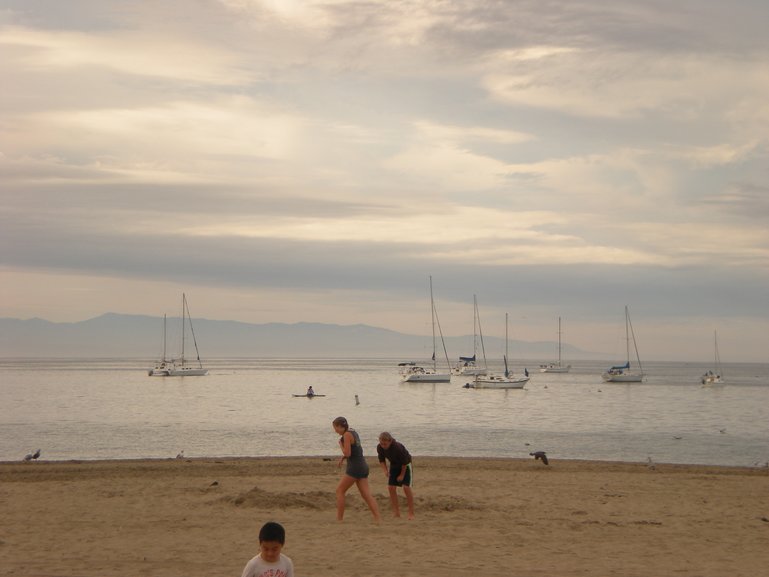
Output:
[
  {"xmin": 148, "ymin": 294, "xmax": 208, "ymax": 377},
  {"xmin": 539, "ymin": 316, "xmax": 571, "ymax": 373},
  {"xmin": 399, "ymin": 277, "xmax": 452, "ymax": 383},
  {"xmin": 453, "ymin": 295, "xmax": 488, "ymax": 376},
  {"xmin": 701, "ymin": 330, "xmax": 725, "ymax": 385},
  {"xmin": 602, "ymin": 306, "xmax": 644, "ymax": 383},
  {"xmin": 472, "ymin": 312, "xmax": 529, "ymax": 389}
]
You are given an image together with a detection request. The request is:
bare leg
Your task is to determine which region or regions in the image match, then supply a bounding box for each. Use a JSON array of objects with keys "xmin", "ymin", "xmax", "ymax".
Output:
[
  {"xmin": 336, "ymin": 475, "xmax": 356, "ymax": 521},
  {"xmin": 403, "ymin": 485, "xmax": 415, "ymax": 519},
  {"xmin": 387, "ymin": 485, "xmax": 401, "ymax": 517},
  {"xmin": 355, "ymin": 478, "xmax": 381, "ymax": 523}
]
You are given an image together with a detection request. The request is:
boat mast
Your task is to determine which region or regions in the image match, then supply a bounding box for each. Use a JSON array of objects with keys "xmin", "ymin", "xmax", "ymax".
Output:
[
  {"xmin": 162, "ymin": 314, "xmax": 167, "ymax": 362},
  {"xmin": 624, "ymin": 305, "xmax": 630, "ymax": 367},
  {"xmin": 475, "ymin": 295, "xmax": 488, "ymax": 370},
  {"xmin": 714, "ymin": 330, "xmax": 723, "ymax": 378},
  {"xmin": 430, "ymin": 276, "xmax": 436, "ymax": 371},
  {"xmin": 181, "ymin": 293, "xmax": 186, "ymax": 365},
  {"xmin": 504, "ymin": 312, "xmax": 509, "ymax": 377},
  {"xmin": 626, "ymin": 305, "xmax": 643, "ymax": 373},
  {"xmin": 183, "ymin": 293, "xmax": 204, "ymax": 368},
  {"xmin": 557, "ymin": 316, "xmax": 562, "ymax": 366},
  {"xmin": 473, "ymin": 294, "xmax": 478, "ymax": 363}
]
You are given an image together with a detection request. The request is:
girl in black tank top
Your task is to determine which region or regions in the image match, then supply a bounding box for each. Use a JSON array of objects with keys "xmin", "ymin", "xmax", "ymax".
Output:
[{"xmin": 332, "ymin": 417, "xmax": 381, "ymax": 523}]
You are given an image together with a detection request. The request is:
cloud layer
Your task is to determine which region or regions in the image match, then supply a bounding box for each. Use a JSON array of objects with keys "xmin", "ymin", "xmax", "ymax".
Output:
[{"xmin": 1, "ymin": 0, "xmax": 768, "ymax": 360}]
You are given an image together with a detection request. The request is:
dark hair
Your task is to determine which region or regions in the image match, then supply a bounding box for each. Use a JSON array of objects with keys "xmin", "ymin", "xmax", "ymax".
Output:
[
  {"xmin": 332, "ymin": 416, "xmax": 349, "ymax": 431},
  {"xmin": 259, "ymin": 521, "xmax": 286, "ymax": 544}
]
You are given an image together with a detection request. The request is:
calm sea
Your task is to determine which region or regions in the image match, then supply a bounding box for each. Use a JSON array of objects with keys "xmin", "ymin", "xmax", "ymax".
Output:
[{"xmin": 1, "ymin": 358, "xmax": 767, "ymax": 467}]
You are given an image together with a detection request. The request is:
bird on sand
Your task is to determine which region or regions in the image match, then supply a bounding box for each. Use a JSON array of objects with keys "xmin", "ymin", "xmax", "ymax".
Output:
[
  {"xmin": 24, "ymin": 449, "xmax": 41, "ymax": 461},
  {"xmin": 530, "ymin": 451, "xmax": 549, "ymax": 465}
]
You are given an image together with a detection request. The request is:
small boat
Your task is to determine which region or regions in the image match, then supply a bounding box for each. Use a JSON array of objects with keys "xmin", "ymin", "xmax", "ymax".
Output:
[
  {"xmin": 471, "ymin": 313, "xmax": 529, "ymax": 389},
  {"xmin": 602, "ymin": 306, "xmax": 644, "ymax": 383},
  {"xmin": 149, "ymin": 294, "xmax": 208, "ymax": 377},
  {"xmin": 400, "ymin": 277, "xmax": 452, "ymax": 383},
  {"xmin": 701, "ymin": 330, "xmax": 725, "ymax": 385},
  {"xmin": 292, "ymin": 393, "xmax": 326, "ymax": 398},
  {"xmin": 539, "ymin": 316, "xmax": 571, "ymax": 373}
]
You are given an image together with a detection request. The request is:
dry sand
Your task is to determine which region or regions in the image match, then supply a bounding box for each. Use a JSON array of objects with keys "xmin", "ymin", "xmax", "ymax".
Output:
[{"xmin": 1, "ymin": 456, "xmax": 768, "ymax": 576}]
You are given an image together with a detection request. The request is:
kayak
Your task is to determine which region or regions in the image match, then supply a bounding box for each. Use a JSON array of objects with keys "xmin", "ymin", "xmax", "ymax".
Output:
[{"xmin": 292, "ymin": 394, "xmax": 326, "ymax": 398}]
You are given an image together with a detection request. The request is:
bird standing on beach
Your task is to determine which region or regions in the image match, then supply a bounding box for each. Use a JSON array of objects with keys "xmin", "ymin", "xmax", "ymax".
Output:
[
  {"xmin": 530, "ymin": 451, "xmax": 549, "ymax": 465},
  {"xmin": 24, "ymin": 449, "xmax": 41, "ymax": 461}
]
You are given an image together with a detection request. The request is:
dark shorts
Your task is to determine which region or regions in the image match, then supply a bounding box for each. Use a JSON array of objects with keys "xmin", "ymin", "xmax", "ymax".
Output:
[
  {"xmin": 346, "ymin": 459, "xmax": 370, "ymax": 479},
  {"xmin": 388, "ymin": 463, "xmax": 412, "ymax": 487}
]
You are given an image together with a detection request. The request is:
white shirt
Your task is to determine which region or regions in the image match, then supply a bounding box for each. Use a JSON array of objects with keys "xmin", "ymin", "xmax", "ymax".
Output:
[{"xmin": 240, "ymin": 553, "xmax": 294, "ymax": 577}]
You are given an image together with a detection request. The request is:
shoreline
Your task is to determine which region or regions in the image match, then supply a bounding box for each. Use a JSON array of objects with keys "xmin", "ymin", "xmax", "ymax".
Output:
[
  {"xmin": 3, "ymin": 454, "xmax": 768, "ymax": 470},
  {"xmin": 2, "ymin": 456, "xmax": 768, "ymax": 576}
]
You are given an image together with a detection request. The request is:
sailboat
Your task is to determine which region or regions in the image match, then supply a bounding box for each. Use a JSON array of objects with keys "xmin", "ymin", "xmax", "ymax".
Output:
[
  {"xmin": 602, "ymin": 305, "xmax": 644, "ymax": 383},
  {"xmin": 399, "ymin": 277, "xmax": 452, "ymax": 383},
  {"xmin": 148, "ymin": 294, "xmax": 208, "ymax": 377},
  {"xmin": 701, "ymin": 330, "xmax": 724, "ymax": 385},
  {"xmin": 539, "ymin": 316, "xmax": 571, "ymax": 373},
  {"xmin": 148, "ymin": 314, "xmax": 170, "ymax": 376},
  {"xmin": 472, "ymin": 313, "xmax": 529, "ymax": 389},
  {"xmin": 453, "ymin": 295, "xmax": 488, "ymax": 376}
]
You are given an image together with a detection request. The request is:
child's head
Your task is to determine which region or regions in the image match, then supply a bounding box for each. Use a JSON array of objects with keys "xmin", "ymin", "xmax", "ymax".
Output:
[
  {"xmin": 332, "ymin": 416, "xmax": 349, "ymax": 434},
  {"xmin": 258, "ymin": 521, "xmax": 285, "ymax": 563}
]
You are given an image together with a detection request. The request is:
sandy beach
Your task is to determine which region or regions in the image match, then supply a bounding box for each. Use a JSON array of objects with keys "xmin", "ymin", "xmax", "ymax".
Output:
[{"xmin": 1, "ymin": 456, "xmax": 767, "ymax": 577}]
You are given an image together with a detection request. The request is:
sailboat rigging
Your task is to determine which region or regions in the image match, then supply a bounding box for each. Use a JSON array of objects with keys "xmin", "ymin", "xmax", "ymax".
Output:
[
  {"xmin": 148, "ymin": 294, "xmax": 208, "ymax": 377},
  {"xmin": 453, "ymin": 295, "xmax": 488, "ymax": 376},
  {"xmin": 539, "ymin": 316, "xmax": 571, "ymax": 373},
  {"xmin": 601, "ymin": 305, "xmax": 644, "ymax": 383},
  {"xmin": 701, "ymin": 330, "xmax": 725, "ymax": 385},
  {"xmin": 399, "ymin": 276, "xmax": 452, "ymax": 383},
  {"xmin": 471, "ymin": 312, "xmax": 529, "ymax": 389}
]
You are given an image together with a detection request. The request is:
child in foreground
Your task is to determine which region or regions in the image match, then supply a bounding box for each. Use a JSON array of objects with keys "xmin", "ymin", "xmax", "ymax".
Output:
[{"xmin": 240, "ymin": 521, "xmax": 294, "ymax": 577}]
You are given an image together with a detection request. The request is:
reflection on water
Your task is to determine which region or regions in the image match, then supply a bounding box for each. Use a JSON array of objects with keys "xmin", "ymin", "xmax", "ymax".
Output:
[{"xmin": 0, "ymin": 358, "xmax": 767, "ymax": 466}]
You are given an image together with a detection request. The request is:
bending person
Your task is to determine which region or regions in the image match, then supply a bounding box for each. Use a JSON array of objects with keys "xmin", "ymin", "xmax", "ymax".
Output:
[
  {"xmin": 331, "ymin": 416, "xmax": 381, "ymax": 523},
  {"xmin": 376, "ymin": 431, "xmax": 415, "ymax": 519}
]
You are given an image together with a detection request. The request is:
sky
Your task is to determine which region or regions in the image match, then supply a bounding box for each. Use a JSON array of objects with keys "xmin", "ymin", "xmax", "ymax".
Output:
[{"xmin": 1, "ymin": 0, "xmax": 768, "ymax": 362}]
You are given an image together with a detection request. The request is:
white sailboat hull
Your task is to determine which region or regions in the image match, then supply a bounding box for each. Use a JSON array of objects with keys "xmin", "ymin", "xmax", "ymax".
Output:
[
  {"xmin": 167, "ymin": 365, "xmax": 209, "ymax": 376},
  {"xmin": 539, "ymin": 363, "xmax": 571, "ymax": 373},
  {"xmin": 402, "ymin": 371, "xmax": 451, "ymax": 383},
  {"xmin": 148, "ymin": 363, "xmax": 170, "ymax": 376},
  {"xmin": 472, "ymin": 375, "xmax": 528, "ymax": 389},
  {"xmin": 452, "ymin": 365, "xmax": 488, "ymax": 376},
  {"xmin": 602, "ymin": 371, "xmax": 644, "ymax": 383}
]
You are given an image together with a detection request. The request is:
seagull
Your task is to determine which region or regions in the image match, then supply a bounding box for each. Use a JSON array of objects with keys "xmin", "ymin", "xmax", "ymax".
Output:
[
  {"xmin": 530, "ymin": 451, "xmax": 549, "ymax": 465},
  {"xmin": 23, "ymin": 449, "xmax": 41, "ymax": 461},
  {"xmin": 176, "ymin": 450, "xmax": 184, "ymax": 459}
]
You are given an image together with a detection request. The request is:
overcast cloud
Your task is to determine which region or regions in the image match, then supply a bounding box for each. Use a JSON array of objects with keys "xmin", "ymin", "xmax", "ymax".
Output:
[{"xmin": 1, "ymin": 0, "xmax": 768, "ymax": 361}]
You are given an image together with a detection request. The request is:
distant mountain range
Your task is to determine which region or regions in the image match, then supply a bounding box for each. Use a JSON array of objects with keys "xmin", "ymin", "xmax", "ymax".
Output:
[{"xmin": 0, "ymin": 313, "xmax": 602, "ymax": 360}]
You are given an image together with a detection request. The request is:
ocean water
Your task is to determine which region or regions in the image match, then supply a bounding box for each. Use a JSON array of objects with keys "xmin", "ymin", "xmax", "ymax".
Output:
[{"xmin": 0, "ymin": 358, "xmax": 767, "ymax": 467}]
